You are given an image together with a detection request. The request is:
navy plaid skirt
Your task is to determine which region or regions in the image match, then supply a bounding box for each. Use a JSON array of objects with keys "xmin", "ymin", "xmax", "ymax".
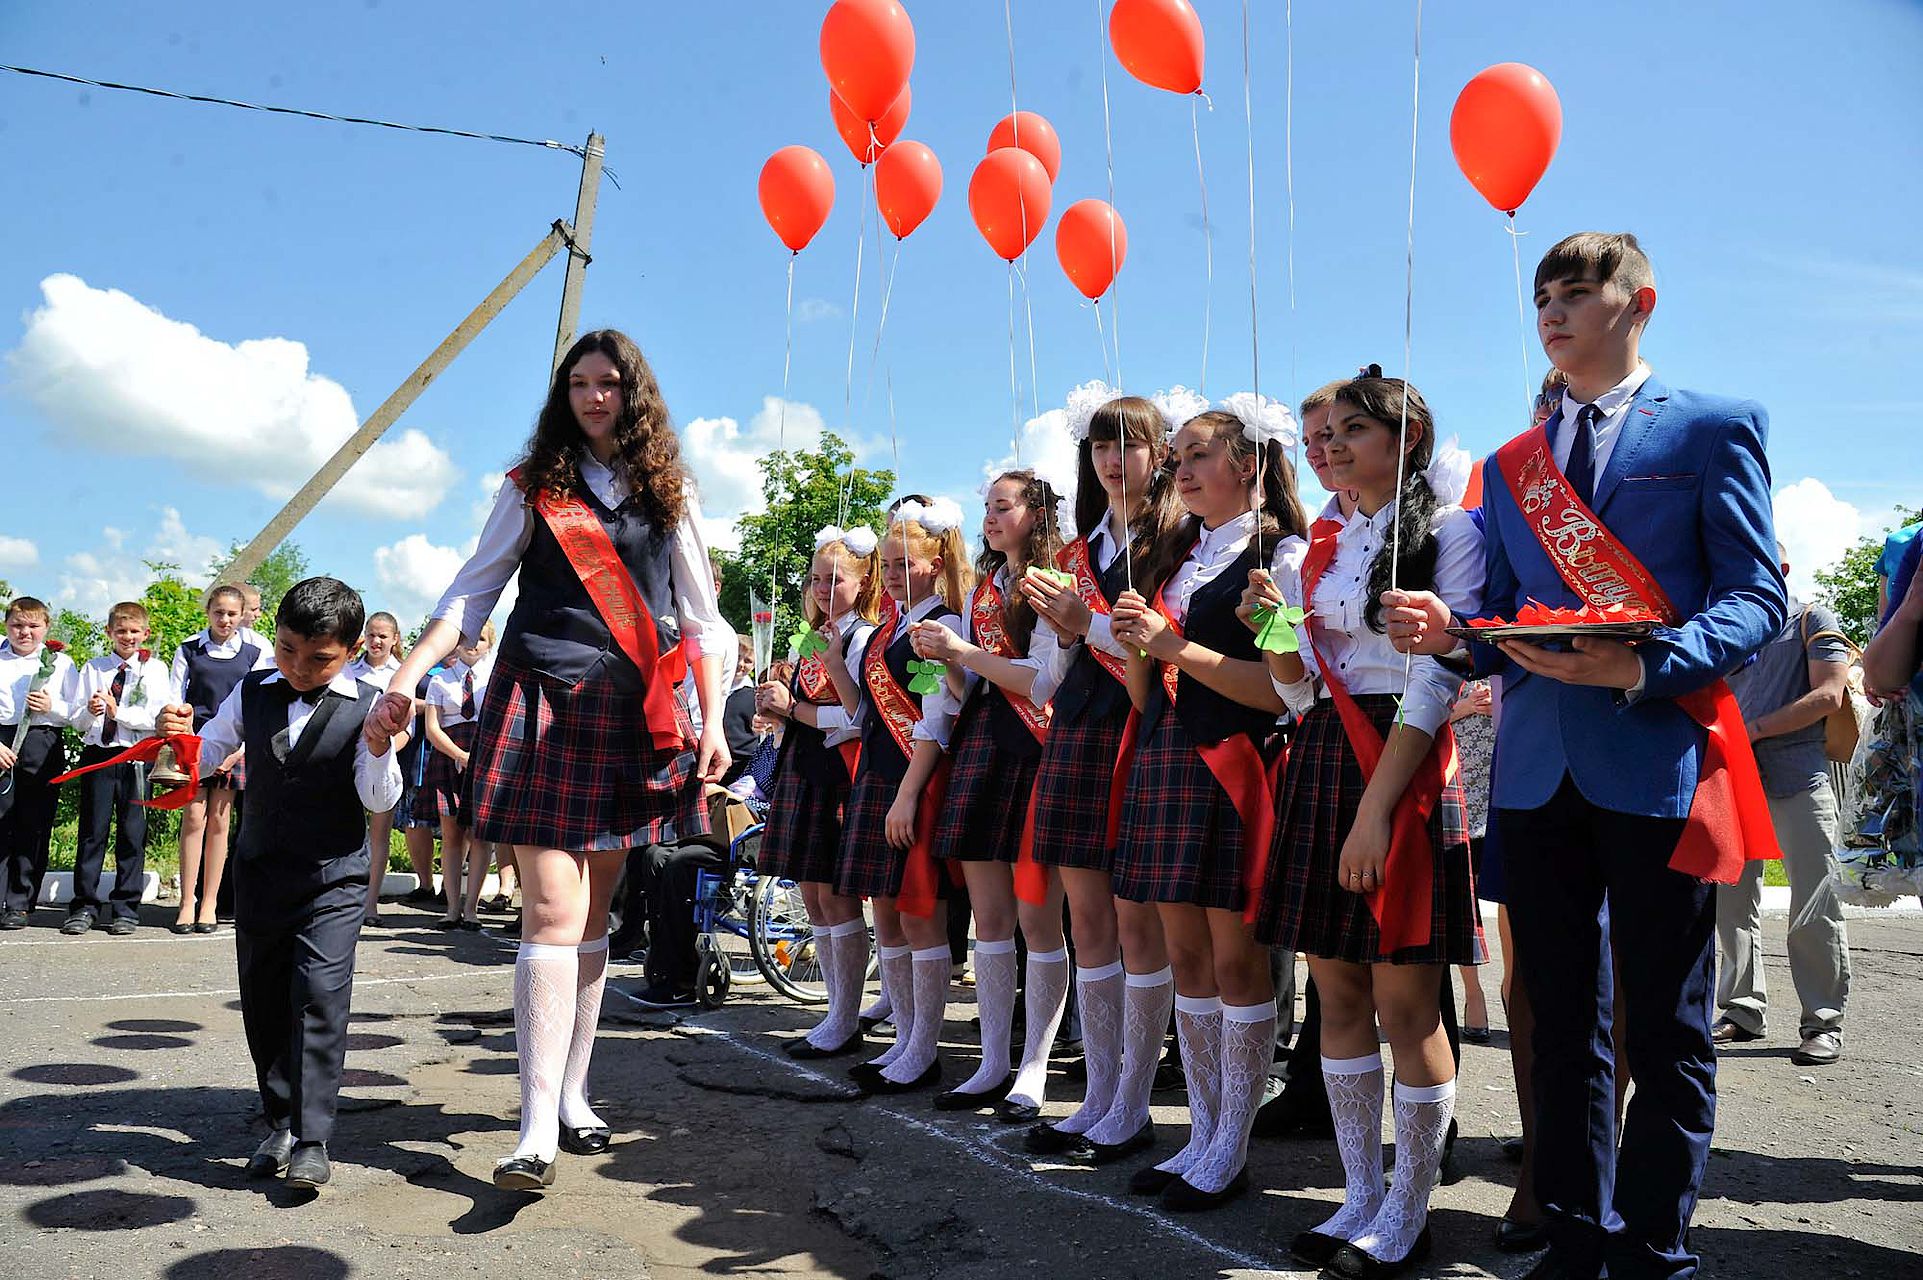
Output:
[
  {"xmin": 930, "ymin": 708, "xmax": 1037, "ymax": 862},
  {"xmin": 1031, "ymin": 708, "xmax": 1131, "ymax": 871},
  {"xmin": 758, "ymin": 742, "xmax": 854, "ymax": 884},
  {"xmin": 469, "ymin": 654, "xmax": 708, "ymax": 853},
  {"xmin": 1254, "ymin": 696, "xmax": 1482, "ymax": 966},
  {"xmin": 835, "ymin": 768, "xmax": 914, "ymax": 899},
  {"xmin": 1112, "ymin": 713, "xmax": 1254, "ymax": 911},
  {"xmin": 414, "ymin": 720, "xmax": 476, "ymax": 825}
]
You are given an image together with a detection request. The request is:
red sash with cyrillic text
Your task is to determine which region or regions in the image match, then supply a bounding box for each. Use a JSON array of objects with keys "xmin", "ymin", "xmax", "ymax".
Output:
[
  {"xmin": 861, "ymin": 612, "xmax": 951, "ymax": 918},
  {"xmin": 1492, "ymin": 425, "xmax": 1779, "ymax": 881},
  {"xmin": 48, "ymin": 734, "xmax": 204, "ymax": 811},
  {"xmin": 1058, "ymin": 538, "xmax": 1129, "ymax": 685},
  {"xmin": 794, "ymin": 650, "xmax": 861, "ymax": 782},
  {"xmin": 1301, "ymin": 519, "xmax": 1456, "ymax": 954},
  {"xmin": 972, "ymin": 574, "xmax": 1057, "ymax": 906},
  {"xmin": 510, "ymin": 467, "xmax": 687, "ymax": 752}
]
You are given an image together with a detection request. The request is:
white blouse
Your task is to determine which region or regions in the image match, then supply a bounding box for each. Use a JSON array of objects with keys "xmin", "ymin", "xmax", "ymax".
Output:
[
  {"xmin": 1162, "ymin": 510, "xmax": 1259, "ymax": 627},
  {"xmin": 425, "ymin": 652, "xmax": 497, "ymax": 729},
  {"xmin": 920, "ymin": 566, "xmax": 1058, "ymax": 729},
  {"xmin": 345, "ymin": 654, "xmax": 403, "ymax": 692},
  {"xmin": 1300, "ymin": 500, "xmax": 1485, "ymax": 737},
  {"xmin": 432, "ymin": 451, "xmax": 736, "ymax": 661},
  {"xmin": 809, "ymin": 612, "xmax": 875, "ymax": 748},
  {"xmin": 844, "ymin": 595, "xmax": 960, "ymax": 750}
]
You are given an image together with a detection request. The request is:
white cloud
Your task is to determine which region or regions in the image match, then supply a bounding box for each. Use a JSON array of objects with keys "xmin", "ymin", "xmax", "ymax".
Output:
[
  {"xmin": 981, "ymin": 408, "xmax": 1081, "ymax": 534},
  {"xmin": 8, "ymin": 274, "xmax": 459, "ymax": 519},
  {"xmin": 148, "ymin": 507, "xmax": 224, "ymax": 578},
  {"xmin": 371, "ymin": 533, "xmax": 517, "ymax": 634},
  {"xmin": 51, "ymin": 506, "xmax": 226, "ymax": 619},
  {"xmin": 0, "ymin": 536, "xmax": 39, "ymax": 570},
  {"xmin": 797, "ymin": 297, "xmax": 844, "ymax": 323},
  {"xmin": 681, "ymin": 396, "xmax": 829, "ymax": 554},
  {"xmin": 1773, "ymin": 477, "xmax": 1862, "ymax": 597}
]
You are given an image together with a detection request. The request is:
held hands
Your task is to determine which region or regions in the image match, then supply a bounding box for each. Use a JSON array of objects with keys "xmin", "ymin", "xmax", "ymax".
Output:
[
  {"xmin": 363, "ymin": 711, "xmax": 395, "ymax": 757},
  {"xmin": 1238, "ymin": 569, "xmax": 1286, "ymax": 635},
  {"xmin": 1110, "ymin": 589, "xmax": 1175, "ymax": 659},
  {"xmin": 884, "ymin": 791, "xmax": 919, "ymax": 850},
  {"xmin": 909, "ymin": 619, "xmax": 971, "ymax": 664},
  {"xmin": 365, "ymin": 691, "xmax": 412, "ymax": 749},
  {"xmin": 1449, "ymin": 681, "xmax": 1494, "ymax": 721},
  {"xmin": 1379, "ymin": 589, "xmax": 1458, "ymax": 656},
  {"xmin": 1336, "ymin": 804, "xmax": 1392, "ymax": 896},
  {"xmin": 156, "ymin": 703, "xmax": 195, "ymax": 738},
  {"xmin": 1497, "ymin": 637, "xmax": 1643, "ymax": 690},
  {"xmin": 1020, "ymin": 567, "xmax": 1093, "ymax": 637},
  {"xmin": 695, "ymin": 724, "xmax": 732, "ymax": 785}
]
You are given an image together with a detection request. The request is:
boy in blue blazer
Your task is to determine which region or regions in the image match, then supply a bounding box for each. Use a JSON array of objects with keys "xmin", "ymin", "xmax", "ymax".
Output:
[{"xmin": 1385, "ymin": 232, "xmax": 1786, "ymax": 1280}]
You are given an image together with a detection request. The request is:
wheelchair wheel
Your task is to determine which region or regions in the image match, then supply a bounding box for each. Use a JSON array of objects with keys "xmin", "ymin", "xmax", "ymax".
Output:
[
  {"xmin": 695, "ymin": 936, "xmax": 731, "ymax": 1009},
  {"xmin": 748, "ymin": 875, "xmax": 830, "ymax": 1005}
]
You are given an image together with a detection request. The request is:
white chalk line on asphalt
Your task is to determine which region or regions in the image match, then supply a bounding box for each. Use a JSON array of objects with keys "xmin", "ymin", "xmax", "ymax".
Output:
[
  {"xmin": 0, "ymin": 968, "xmax": 501, "ymax": 1006},
  {"xmin": 655, "ymin": 1006, "xmax": 1294, "ymax": 1279}
]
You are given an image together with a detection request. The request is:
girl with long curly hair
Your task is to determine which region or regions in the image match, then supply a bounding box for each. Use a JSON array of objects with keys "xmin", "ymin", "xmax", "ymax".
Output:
[{"xmin": 370, "ymin": 330, "xmax": 736, "ymax": 1191}]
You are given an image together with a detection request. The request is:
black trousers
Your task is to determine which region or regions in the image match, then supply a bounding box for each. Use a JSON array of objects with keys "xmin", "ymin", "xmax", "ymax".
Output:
[
  {"xmin": 1, "ymin": 725, "xmax": 65, "ymax": 912},
  {"xmin": 70, "ymin": 744, "xmax": 148, "ymax": 921},
  {"xmin": 642, "ymin": 840, "xmax": 725, "ymax": 991},
  {"xmin": 234, "ymin": 858, "xmax": 365, "ymax": 1143},
  {"xmin": 1499, "ymin": 775, "xmax": 1712, "ymax": 1280}
]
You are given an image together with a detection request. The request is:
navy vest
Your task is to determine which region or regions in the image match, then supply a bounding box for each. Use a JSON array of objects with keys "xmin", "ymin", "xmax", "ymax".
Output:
[
  {"xmin": 1051, "ymin": 539, "xmax": 1136, "ymax": 728},
  {"xmin": 500, "ymin": 482, "xmax": 679, "ymax": 692},
  {"xmin": 857, "ymin": 623, "xmax": 925, "ymax": 786},
  {"xmin": 235, "ymin": 672, "xmax": 377, "ymax": 866},
  {"xmin": 181, "ymin": 637, "xmax": 261, "ymax": 730},
  {"xmin": 1142, "ymin": 543, "xmax": 1278, "ymax": 746}
]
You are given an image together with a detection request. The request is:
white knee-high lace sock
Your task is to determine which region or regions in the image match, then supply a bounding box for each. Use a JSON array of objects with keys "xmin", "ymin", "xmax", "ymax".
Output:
[
  {"xmin": 956, "ymin": 937, "xmax": 1018, "ymax": 1094},
  {"xmin": 1313, "ymin": 1053, "xmax": 1386, "ymax": 1241},
  {"xmin": 881, "ymin": 945, "xmax": 952, "ymax": 1083},
  {"xmin": 1083, "ymin": 965, "xmax": 1174, "ymax": 1145},
  {"xmin": 557, "ymin": 936, "xmax": 610, "ymax": 1131},
  {"xmin": 1352, "ymin": 1078, "xmax": 1455, "ymax": 1263},
  {"xmin": 1155, "ymin": 994, "xmax": 1222, "ymax": 1175},
  {"xmin": 1008, "ymin": 946, "xmax": 1070, "ymax": 1108},
  {"xmin": 802, "ymin": 926, "xmax": 840, "ymax": 1047},
  {"xmin": 1180, "ymin": 1001, "xmax": 1275, "ymax": 1193},
  {"xmin": 811, "ymin": 919, "xmax": 868, "ymax": 1047},
  {"xmin": 1054, "ymin": 960, "xmax": 1124, "ymax": 1134},
  {"xmin": 509, "ymin": 942, "xmax": 578, "ymax": 1163},
  {"xmin": 865, "ymin": 943, "xmax": 915, "ymax": 1070}
]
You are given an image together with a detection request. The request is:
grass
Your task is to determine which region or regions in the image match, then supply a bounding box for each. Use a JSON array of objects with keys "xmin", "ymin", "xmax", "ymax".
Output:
[{"xmin": 47, "ymin": 819, "xmax": 421, "ymax": 882}]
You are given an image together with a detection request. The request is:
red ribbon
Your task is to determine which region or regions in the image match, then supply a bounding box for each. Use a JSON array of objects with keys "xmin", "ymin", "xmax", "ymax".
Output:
[
  {"xmin": 47, "ymin": 734, "xmax": 204, "ymax": 811},
  {"xmin": 512, "ymin": 467, "xmax": 688, "ymax": 753},
  {"xmin": 1302, "ymin": 520, "xmax": 1452, "ymax": 953},
  {"xmin": 1492, "ymin": 426, "xmax": 1780, "ymax": 881},
  {"xmin": 895, "ymin": 756, "xmax": 952, "ymax": 919}
]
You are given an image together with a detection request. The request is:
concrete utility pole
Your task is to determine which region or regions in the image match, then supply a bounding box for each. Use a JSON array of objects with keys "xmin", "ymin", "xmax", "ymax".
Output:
[
  {"xmin": 552, "ymin": 132, "xmax": 605, "ymax": 371},
  {"xmin": 221, "ymin": 133, "xmax": 605, "ymax": 588}
]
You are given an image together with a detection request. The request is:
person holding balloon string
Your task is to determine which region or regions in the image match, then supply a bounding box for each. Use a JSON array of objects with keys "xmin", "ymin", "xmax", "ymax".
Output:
[
  {"xmin": 1238, "ymin": 372, "xmax": 1483, "ymax": 1278},
  {"xmin": 754, "ymin": 525, "xmax": 885, "ymax": 1060},
  {"xmin": 1016, "ymin": 387, "xmax": 1190, "ymax": 1160},
  {"xmin": 833, "ymin": 498, "xmax": 971, "ymax": 1095},
  {"xmin": 898, "ymin": 467, "xmax": 1068, "ymax": 1117},
  {"xmin": 1104, "ymin": 394, "xmax": 1310, "ymax": 1212},
  {"xmin": 368, "ymin": 329, "xmax": 737, "ymax": 1192}
]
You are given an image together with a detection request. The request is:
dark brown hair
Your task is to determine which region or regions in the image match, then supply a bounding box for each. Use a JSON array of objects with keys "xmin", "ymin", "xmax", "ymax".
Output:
[
  {"xmin": 1074, "ymin": 398, "xmax": 1188, "ymax": 587},
  {"xmin": 204, "ymin": 584, "xmax": 245, "ymax": 611},
  {"xmin": 1331, "ymin": 376, "xmax": 1440, "ymax": 632},
  {"xmin": 978, "ymin": 469, "xmax": 1067, "ymax": 652},
  {"xmin": 1140, "ymin": 410, "xmax": 1309, "ymax": 599},
  {"xmin": 518, "ymin": 329, "xmax": 688, "ymax": 530},
  {"xmin": 1534, "ymin": 231, "xmax": 1655, "ymax": 297}
]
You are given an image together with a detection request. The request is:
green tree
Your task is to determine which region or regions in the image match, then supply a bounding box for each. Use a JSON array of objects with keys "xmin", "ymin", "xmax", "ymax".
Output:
[
  {"xmin": 140, "ymin": 563, "xmax": 212, "ymax": 661},
  {"xmin": 209, "ymin": 540, "xmax": 310, "ymax": 620},
  {"xmin": 1813, "ymin": 506, "xmax": 1922, "ymax": 645},
  {"xmin": 717, "ymin": 432, "xmax": 894, "ymax": 646},
  {"xmin": 50, "ymin": 609, "xmax": 103, "ymax": 664}
]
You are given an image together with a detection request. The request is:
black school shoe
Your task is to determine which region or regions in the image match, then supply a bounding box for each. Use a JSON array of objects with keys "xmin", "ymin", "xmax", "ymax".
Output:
[
  {"xmin": 60, "ymin": 913, "xmax": 95, "ymax": 935},
  {"xmin": 787, "ymin": 1030, "xmax": 864, "ymax": 1060},
  {"xmin": 1, "ymin": 910, "xmax": 31, "ymax": 930},
  {"xmin": 558, "ymin": 1126, "xmax": 611, "ymax": 1156},
  {"xmin": 106, "ymin": 917, "xmax": 137, "ymax": 937},
  {"xmin": 245, "ymin": 1129, "xmax": 295, "ymax": 1178},
  {"xmin": 1087, "ymin": 1120, "xmax": 1156, "ymax": 1164},
  {"xmin": 1161, "ymin": 1167, "xmax": 1248, "ymax": 1212},
  {"xmin": 493, "ymin": 1155, "xmax": 556, "ymax": 1190},
  {"xmin": 1325, "ymin": 1226, "xmax": 1432, "ymax": 1280},
  {"xmin": 858, "ymin": 1058, "xmax": 942, "ymax": 1095},
  {"xmin": 933, "ymin": 1074, "xmax": 1013, "ymax": 1111},
  {"xmin": 1024, "ymin": 1121, "xmax": 1094, "ymax": 1159},
  {"xmin": 284, "ymin": 1142, "xmax": 331, "ymax": 1190}
]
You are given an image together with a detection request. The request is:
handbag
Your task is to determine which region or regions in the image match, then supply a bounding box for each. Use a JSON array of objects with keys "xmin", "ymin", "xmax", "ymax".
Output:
[{"xmin": 1801, "ymin": 608, "xmax": 1863, "ymax": 764}]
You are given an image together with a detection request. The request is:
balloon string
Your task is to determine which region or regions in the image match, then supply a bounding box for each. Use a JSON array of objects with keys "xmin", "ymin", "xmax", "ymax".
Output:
[
  {"xmin": 1190, "ymin": 93, "xmax": 1213, "ymax": 397},
  {"xmin": 1241, "ymin": 0, "xmax": 1263, "ymax": 562},
  {"xmin": 1006, "ymin": 261, "xmax": 1023, "ymax": 467},
  {"xmin": 1017, "ymin": 254, "xmax": 1041, "ymax": 427},
  {"xmin": 1092, "ymin": 296, "xmax": 1113, "ymax": 388},
  {"xmin": 1095, "ymin": 0, "xmax": 1122, "ymax": 391},
  {"xmin": 1389, "ymin": 0, "xmax": 1423, "ymax": 723},
  {"xmin": 863, "ymin": 236, "xmax": 905, "ymax": 416},
  {"xmin": 772, "ymin": 251, "xmax": 795, "ymax": 668},
  {"xmin": 1507, "ymin": 215, "xmax": 1536, "ymax": 426},
  {"xmin": 886, "ymin": 367, "xmax": 915, "ymax": 621},
  {"xmin": 843, "ymin": 165, "xmax": 869, "ymax": 434},
  {"xmin": 1285, "ymin": 0, "xmax": 1299, "ymax": 466}
]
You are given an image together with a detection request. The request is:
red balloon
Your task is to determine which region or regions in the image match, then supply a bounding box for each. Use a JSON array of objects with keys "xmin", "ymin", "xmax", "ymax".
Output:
[
  {"xmin": 875, "ymin": 140, "xmax": 943, "ymax": 239},
  {"xmin": 1055, "ymin": 199, "xmax": 1128, "ymax": 300},
  {"xmin": 968, "ymin": 148, "xmax": 1053, "ymax": 261},
  {"xmin": 1108, "ymin": 0, "xmax": 1205, "ymax": 96},
  {"xmin": 987, "ymin": 111, "xmax": 1062, "ymax": 184},
  {"xmin": 1450, "ymin": 62, "xmax": 1563, "ymax": 215},
  {"xmin": 820, "ymin": 0, "xmax": 916, "ymax": 124},
  {"xmin": 832, "ymin": 83, "xmax": 910, "ymax": 166},
  {"xmin": 758, "ymin": 146, "xmax": 835, "ymax": 253}
]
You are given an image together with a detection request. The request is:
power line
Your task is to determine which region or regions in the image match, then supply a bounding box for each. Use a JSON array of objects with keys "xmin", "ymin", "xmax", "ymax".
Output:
[{"xmin": 1, "ymin": 63, "xmax": 595, "ymax": 161}]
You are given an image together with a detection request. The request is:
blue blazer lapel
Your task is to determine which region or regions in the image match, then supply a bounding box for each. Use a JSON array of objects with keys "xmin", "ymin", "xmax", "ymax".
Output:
[{"xmin": 1592, "ymin": 376, "xmax": 1671, "ymax": 513}]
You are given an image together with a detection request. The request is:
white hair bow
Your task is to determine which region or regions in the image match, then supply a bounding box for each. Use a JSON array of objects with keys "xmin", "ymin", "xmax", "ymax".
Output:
[
  {"xmin": 1151, "ymin": 385, "xmax": 1210, "ymax": 441},
  {"xmin": 1216, "ymin": 391, "xmax": 1299, "ymax": 450},
  {"xmin": 1424, "ymin": 438, "xmax": 1473, "ymax": 507},
  {"xmin": 891, "ymin": 497, "xmax": 963, "ymax": 534},
  {"xmin": 816, "ymin": 523, "xmax": 879, "ymax": 556}
]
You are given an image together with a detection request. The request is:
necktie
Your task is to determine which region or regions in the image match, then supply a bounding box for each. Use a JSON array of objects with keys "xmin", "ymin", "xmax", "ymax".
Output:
[
  {"xmin": 461, "ymin": 670, "xmax": 477, "ymax": 721},
  {"xmin": 1565, "ymin": 402, "xmax": 1602, "ymax": 506},
  {"xmin": 267, "ymin": 682, "xmax": 326, "ymax": 761},
  {"xmin": 100, "ymin": 665, "xmax": 128, "ymax": 744}
]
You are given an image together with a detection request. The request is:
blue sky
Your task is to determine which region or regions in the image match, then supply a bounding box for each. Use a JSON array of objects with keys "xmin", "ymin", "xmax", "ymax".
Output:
[{"xmin": 2, "ymin": 0, "xmax": 1919, "ymax": 625}]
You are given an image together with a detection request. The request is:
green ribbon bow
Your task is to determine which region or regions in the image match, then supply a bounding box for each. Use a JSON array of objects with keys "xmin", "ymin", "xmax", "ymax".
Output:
[
  {"xmin": 906, "ymin": 658, "xmax": 946, "ymax": 696},
  {"xmin": 790, "ymin": 624, "xmax": 828, "ymax": 659},
  {"xmin": 1031, "ymin": 567, "xmax": 1075, "ymax": 590},
  {"xmin": 1252, "ymin": 602, "xmax": 1308, "ymax": 655}
]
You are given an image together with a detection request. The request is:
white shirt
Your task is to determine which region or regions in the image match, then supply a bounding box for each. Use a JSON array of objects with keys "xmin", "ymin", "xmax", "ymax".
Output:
[
  {"xmin": 810, "ymin": 613, "xmax": 875, "ymax": 747},
  {"xmin": 1301, "ymin": 501, "xmax": 1485, "ymax": 737},
  {"xmin": 426, "ymin": 652, "xmax": 496, "ymax": 729},
  {"xmin": 72, "ymin": 652, "xmax": 172, "ymax": 748},
  {"xmin": 846, "ymin": 595, "xmax": 960, "ymax": 749},
  {"xmin": 921, "ymin": 567, "xmax": 1058, "ymax": 730},
  {"xmin": 238, "ymin": 625, "xmax": 271, "ymax": 654},
  {"xmin": 169, "ymin": 628, "xmax": 274, "ymax": 704},
  {"xmin": 1260, "ymin": 535, "xmax": 1321, "ymax": 718},
  {"xmin": 1082, "ymin": 510, "xmax": 1133, "ymax": 664},
  {"xmin": 0, "ymin": 642, "xmax": 78, "ymax": 729},
  {"xmin": 194, "ymin": 670, "xmax": 402, "ymax": 813},
  {"xmin": 1162, "ymin": 511, "xmax": 1260, "ymax": 626},
  {"xmin": 1555, "ymin": 361, "xmax": 1652, "ymax": 479},
  {"xmin": 433, "ymin": 454, "xmax": 735, "ymax": 661},
  {"xmin": 344, "ymin": 654, "xmax": 403, "ymax": 692}
]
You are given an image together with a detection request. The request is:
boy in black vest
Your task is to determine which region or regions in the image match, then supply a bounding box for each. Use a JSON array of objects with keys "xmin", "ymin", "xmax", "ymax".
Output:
[{"xmin": 158, "ymin": 577, "xmax": 403, "ymax": 1191}]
